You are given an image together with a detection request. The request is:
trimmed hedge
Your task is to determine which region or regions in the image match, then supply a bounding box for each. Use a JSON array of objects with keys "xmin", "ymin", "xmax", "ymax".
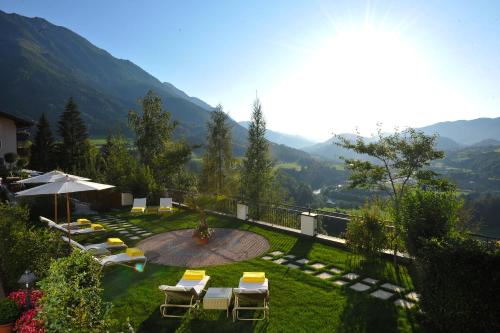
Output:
[{"xmin": 417, "ymin": 237, "xmax": 500, "ymax": 333}]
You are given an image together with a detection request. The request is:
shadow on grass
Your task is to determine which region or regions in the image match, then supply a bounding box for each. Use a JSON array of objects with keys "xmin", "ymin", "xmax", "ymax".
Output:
[{"xmin": 289, "ymin": 236, "xmax": 314, "ymax": 258}]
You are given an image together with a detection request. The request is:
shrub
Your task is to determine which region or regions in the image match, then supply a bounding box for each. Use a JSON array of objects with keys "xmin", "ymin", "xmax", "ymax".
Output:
[
  {"xmin": 38, "ymin": 251, "xmax": 112, "ymax": 332},
  {"xmin": 400, "ymin": 188, "xmax": 460, "ymax": 257},
  {"xmin": 344, "ymin": 204, "xmax": 389, "ymax": 258},
  {"xmin": 0, "ymin": 298, "xmax": 20, "ymax": 325},
  {"xmin": 416, "ymin": 237, "xmax": 500, "ymax": 332},
  {"xmin": 15, "ymin": 308, "xmax": 45, "ymax": 333},
  {"xmin": 8, "ymin": 289, "xmax": 43, "ymax": 309}
]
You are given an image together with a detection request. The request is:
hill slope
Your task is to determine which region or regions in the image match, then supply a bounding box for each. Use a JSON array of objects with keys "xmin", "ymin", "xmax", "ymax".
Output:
[
  {"xmin": 238, "ymin": 121, "xmax": 316, "ymax": 149},
  {"xmin": 419, "ymin": 117, "xmax": 500, "ymax": 145}
]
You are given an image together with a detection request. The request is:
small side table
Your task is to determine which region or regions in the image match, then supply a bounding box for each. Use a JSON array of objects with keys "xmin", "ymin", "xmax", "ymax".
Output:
[{"xmin": 203, "ymin": 287, "xmax": 233, "ymax": 317}]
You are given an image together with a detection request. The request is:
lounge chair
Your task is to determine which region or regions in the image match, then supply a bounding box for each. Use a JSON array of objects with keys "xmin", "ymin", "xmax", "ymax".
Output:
[
  {"xmin": 232, "ymin": 272, "xmax": 269, "ymax": 322},
  {"xmin": 63, "ymin": 218, "xmax": 92, "ymax": 229},
  {"xmin": 131, "ymin": 198, "xmax": 147, "ymax": 213},
  {"xmin": 96, "ymin": 247, "xmax": 147, "ymax": 267},
  {"xmin": 41, "ymin": 216, "xmax": 105, "ymax": 235},
  {"xmin": 158, "ymin": 198, "xmax": 173, "ymax": 213},
  {"xmin": 159, "ymin": 270, "xmax": 211, "ymax": 318},
  {"xmin": 61, "ymin": 236, "xmax": 127, "ymax": 253}
]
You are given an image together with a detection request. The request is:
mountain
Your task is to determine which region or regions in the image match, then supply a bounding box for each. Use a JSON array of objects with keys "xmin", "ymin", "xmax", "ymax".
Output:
[
  {"xmin": 238, "ymin": 121, "xmax": 316, "ymax": 149},
  {"xmin": 302, "ymin": 134, "xmax": 372, "ymax": 161},
  {"xmin": 419, "ymin": 117, "xmax": 500, "ymax": 146},
  {"xmin": 471, "ymin": 139, "xmax": 500, "ymax": 147}
]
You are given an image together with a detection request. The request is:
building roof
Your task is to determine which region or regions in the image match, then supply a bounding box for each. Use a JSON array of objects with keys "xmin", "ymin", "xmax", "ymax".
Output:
[{"xmin": 0, "ymin": 111, "xmax": 35, "ymax": 127}]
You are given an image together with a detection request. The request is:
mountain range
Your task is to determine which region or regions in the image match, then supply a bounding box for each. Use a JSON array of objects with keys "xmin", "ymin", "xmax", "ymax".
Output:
[{"xmin": 238, "ymin": 121, "xmax": 316, "ymax": 149}]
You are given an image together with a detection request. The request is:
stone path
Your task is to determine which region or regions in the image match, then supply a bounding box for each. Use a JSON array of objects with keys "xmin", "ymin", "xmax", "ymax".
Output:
[
  {"xmin": 138, "ymin": 228, "xmax": 270, "ymax": 267},
  {"xmin": 91, "ymin": 215, "xmax": 151, "ymax": 243},
  {"xmin": 262, "ymin": 250, "xmax": 418, "ymax": 309}
]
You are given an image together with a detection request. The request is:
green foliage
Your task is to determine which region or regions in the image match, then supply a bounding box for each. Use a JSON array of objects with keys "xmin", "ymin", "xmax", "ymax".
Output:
[
  {"xmin": 128, "ymin": 90, "xmax": 176, "ymax": 168},
  {"xmin": 201, "ymin": 104, "xmax": 234, "ymax": 194},
  {"xmin": 57, "ymin": 97, "xmax": 90, "ymax": 173},
  {"xmin": 38, "ymin": 250, "xmax": 112, "ymax": 333},
  {"xmin": 400, "ymin": 187, "xmax": 461, "ymax": 257},
  {"xmin": 17, "ymin": 194, "xmax": 69, "ymax": 222},
  {"xmin": 0, "ymin": 203, "xmax": 67, "ymax": 292},
  {"xmin": 416, "ymin": 237, "xmax": 500, "ymax": 332},
  {"xmin": 0, "ymin": 298, "xmax": 19, "ymax": 324},
  {"xmin": 241, "ymin": 98, "xmax": 276, "ymax": 218},
  {"xmin": 344, "ymin": 204, "xmax": 389, "ymax": 257},
  {"xmin": 30, "ymin": 113, "xmax": 55, "ymax": 172},
  {"xmin": 153, "ymin": 140, "xmax": 193, "ymax": 189}
]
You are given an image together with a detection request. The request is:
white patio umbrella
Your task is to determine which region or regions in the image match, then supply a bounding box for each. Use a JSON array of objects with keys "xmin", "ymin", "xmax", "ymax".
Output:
[
  {"xmin": 16, "ymin": 177, "xmax": 114, "ymax": 240},
  {"xmin": 15, "ymin": 170, "xmax": 90, "ymax": 223}
]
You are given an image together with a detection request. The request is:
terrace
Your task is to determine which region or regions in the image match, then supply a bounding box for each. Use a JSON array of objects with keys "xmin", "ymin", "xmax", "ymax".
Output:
[{"xmin": 75, "ymin": 206, "xmax": 421, "ymax": 332}]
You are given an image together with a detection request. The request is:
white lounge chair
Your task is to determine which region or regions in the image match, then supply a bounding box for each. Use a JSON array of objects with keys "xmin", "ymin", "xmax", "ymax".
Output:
[
  {"xmin": 158, "ymin": 198, "xmax": 173, "ymax": 213},
  {"xmin": 61, "ymin": 236, "xmax": 127, "ymax": 253},
  {"xmin": 159, "ymin": 274, "xmax": 211, "ymax": 317},
  {"xmin": 97, "ymin": 251, "xmax": 147, "ymax": 267},
  {"xmin": 41, "ymin": 216, "xmax": 105, "ymax": 235},
  {"xmin": 233, "ymin": 277, "xmax": 269, "ymax": 322},
  {"xmin": 131, "ymin": 198, "xmax": 147, "ymax": 213}
]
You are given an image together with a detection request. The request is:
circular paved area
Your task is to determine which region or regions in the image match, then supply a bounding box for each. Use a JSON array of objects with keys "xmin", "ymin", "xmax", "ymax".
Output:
[{"xmin": 137, "ymin": 228, "xmax": 270, "ymax": 267}]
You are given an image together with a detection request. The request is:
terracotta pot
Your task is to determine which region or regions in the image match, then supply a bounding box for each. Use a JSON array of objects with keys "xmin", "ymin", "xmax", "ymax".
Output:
[
  {"xmin": 193, "ymin": 235, "xmax": 209, "ymax": 245},
  {"xmin": 0, "ymin": 322, "xmax": 14, "ymax": 333}
]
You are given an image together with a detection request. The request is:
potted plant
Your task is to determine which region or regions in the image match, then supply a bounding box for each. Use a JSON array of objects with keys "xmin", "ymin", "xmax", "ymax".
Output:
[
  {"xmin": 187, "ymin": 194, "xmax": 223, "ymax": 245},
  {"xmin": 0, "ymin": 298, "xmax": 20, "ymax": 333}
]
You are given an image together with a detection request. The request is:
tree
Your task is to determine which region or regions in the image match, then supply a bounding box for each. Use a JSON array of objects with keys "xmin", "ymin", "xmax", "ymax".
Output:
[
  {"xmin": 337, "ymin": 127, "xmax": 445, "ymax": 261},
  {"xmin": 128, "ymin": 90, "xmax": 176, "ymax": 168},
  {"xmin": 30, "ymin": 113, "xmax": 55, "ymax": 172},
  {"xmin": 201, "ymin": 104, "xmax": 233, "ymax": 194},
  {"xmin": 38, "ymin": 251, "xmax": 112, "ymax": 332},
  {"xmin": 57, "ymin": 97, "xmax": 89, "ymax": 173},
  {"xmin": 241, "ymin": 98, "xmax": 274, "ymax": 218}
]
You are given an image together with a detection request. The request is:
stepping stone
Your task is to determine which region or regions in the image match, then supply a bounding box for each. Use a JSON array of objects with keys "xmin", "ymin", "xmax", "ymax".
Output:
[
  {"xmin": 262, "ymin": 256, "xmax": 274, "ymax": 260},
  {"xmin": 381, "ymin": 283, "xmax": 405, "ymax": 293},
  {"xmin": 370, "ymin": 289, "xmax": 394, "ymax": 300},
  {"xmin": 286, "ymin": 263, "xmax": 299, "ymax": 269},
  {"xmin": 316, "ymin": 272, "xmax": 333, "ymax": 280},
  {"xmin": 296, "ymin": 259, "xmax": 310, "ymax": 265},
  {"xmin": 333, "ymin": 280, "xmax": 349, "ymax": 287},
  {"xmin": 129, "ymin": 236, "xmax": 140, "ymax": 240},
  {"xmin": 406, "ymin": 292, "xmax": 420, "ymax": 302},
  {"xmin": 350, "ymin": 283, "xmax": 371, "ymax": 292},
  {"xmin": 273, "ymin": 258, "xmax": 287, "ymax": 265},
  {"xmin": 363, "ymin": 278, "xmax": 379, "ymax": 285},
  {"xmin": 394, "ymin": 299, "xmax": 416, "ymax": 309},
  {"xmin": 310, "ymin": 263, "xmax": 326, "ymax": 270},
  {"xmin": 118, "ymin": 231, "xmax": 130, "ymax": 234},
  {"xmin": 269, "ymin": 251, "xmax": 284, "ymax": 256},
  {"xmin": 284, "ymin": 255, "xmax": 296, "ymax": 259},
  {"xmin": 142, "ymin": 233, "xmax": 153, "ymax": 237},
  {"xmin": 343, "ymin": 273, "xmax": 360, "ymax": 281},
  {"xmin": 330, "ymin": 267, "xmax": 343, "ymax": 274},
  {"xmin": 303, "ymin": 270, "xmax": 315, "ymax": 274}
]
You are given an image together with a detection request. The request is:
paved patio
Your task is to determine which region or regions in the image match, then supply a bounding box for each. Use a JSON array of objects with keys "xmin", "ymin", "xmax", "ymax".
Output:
[{"xmin": 137, "ymin": 228, "xmax": 270, "ymax": 267}]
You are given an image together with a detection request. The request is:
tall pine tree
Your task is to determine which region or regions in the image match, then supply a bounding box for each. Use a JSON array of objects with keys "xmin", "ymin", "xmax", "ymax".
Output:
[
  {"xmin": 201, "ymin": 104, "xmax": 233, "ymax": 194},
  {"xmin": 241, "ymin": 98, "xmax": 274, "ymax": 218},
  {"xmin": 30, "ymin": 113, "xmax": 55, "ymax": 171},
  {"xmin": 57, "ymin": 97, "xmax": 89, "ymax": 173}
]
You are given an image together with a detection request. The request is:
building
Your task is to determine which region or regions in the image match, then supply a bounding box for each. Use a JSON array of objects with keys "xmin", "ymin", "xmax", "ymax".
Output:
[{"xmin": 0, "ymin": 111, "xmax": 34, "ymax": 165}]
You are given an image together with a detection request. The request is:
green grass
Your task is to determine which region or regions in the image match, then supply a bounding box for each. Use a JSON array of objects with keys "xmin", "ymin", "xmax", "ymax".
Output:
[
  {"xmin": 95, "ymin": 210, "xmax": 422, "ymax": 332},
  {"xmin": 275, "ymin": 162, "xmax": 301, "ymax": 171}
]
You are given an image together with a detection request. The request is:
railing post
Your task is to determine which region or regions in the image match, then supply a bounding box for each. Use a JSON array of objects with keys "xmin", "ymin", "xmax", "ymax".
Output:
[
  {"xmin": 301, "ymin": 212, "xmax": 317, "ymax": 236},
  {"xmin": 236, "ymin": 203, "xmax": 248, "ymax": 220}
]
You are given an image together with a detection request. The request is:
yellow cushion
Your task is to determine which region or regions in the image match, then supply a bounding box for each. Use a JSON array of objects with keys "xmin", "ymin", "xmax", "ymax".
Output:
[
  {"xmin": 182, "ymin": 270, "xmax": 205, "ymax": 280},
  {"xmin": 131, "ymin": 207, "xmax": 144, "ymax": 212},
  {"xmin": 242, "ymin": 272, "xmax": 265, "ymax": 283},
  {"xmin": 91, "ymin": 223, "xmax": 103, "ymax": 230},
  {"xmin": 77, "ymin": 218, "xmax": 91, "ymax": 225},
  {"xmin": 126, "ymin": 247, "xmax": 144, "ymax": 257},
  {"xmin": 107, "ymin": 238, "xmax": 124, "ymax": 246}
]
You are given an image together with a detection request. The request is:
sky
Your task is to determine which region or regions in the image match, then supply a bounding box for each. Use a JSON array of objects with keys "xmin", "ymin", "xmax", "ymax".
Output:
[{"xmin": 2, "ymin": 0, "xmax": 500, "ymax": 141}]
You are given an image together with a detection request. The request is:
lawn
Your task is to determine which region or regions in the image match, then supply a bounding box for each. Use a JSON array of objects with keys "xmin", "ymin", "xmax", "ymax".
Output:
[{"xmin": 89, "ymin": 209, "xmax": 422, "ymax": 332}]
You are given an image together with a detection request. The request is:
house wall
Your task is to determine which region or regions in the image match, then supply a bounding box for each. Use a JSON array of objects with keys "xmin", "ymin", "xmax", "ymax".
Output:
[{"xmin": 0, "ymin": 117, "xmax": 17, "ymax": 161}]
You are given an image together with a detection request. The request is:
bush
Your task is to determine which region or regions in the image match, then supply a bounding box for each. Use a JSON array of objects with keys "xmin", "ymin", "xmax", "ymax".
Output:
[
  {"xmin": 38, "ymin": 251, "xmax": 112, "ymax": 332},
  {"xmin": 0, "ymin": 298, "xmax": 20, "ymax": 325},
  {"xmin": 400, "ymin": 188, "xmax": 460, "ymax": 257},
  {"xmin": 417, "ymin": 237, "xmax": 500, "ymax": 332},
  {"xmin": 344, "ymin": 204, "xmax": 389, "ymax": 258},
  {"xmin": 17, "ymin": 195, "xmax": 70, "ymax": 223}
]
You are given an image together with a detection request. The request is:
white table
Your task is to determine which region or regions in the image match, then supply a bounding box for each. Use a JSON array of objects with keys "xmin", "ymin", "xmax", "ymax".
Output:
[{"xmin": 203, "ymin": 287, "xmax": 233, "ymax": 317}]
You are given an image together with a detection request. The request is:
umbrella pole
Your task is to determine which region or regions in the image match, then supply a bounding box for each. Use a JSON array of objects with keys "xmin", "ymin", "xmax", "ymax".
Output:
[
  {"xmin": 54, "ymin": 193, "xmax": 58, "ymax": 223},
  {"xmin": 66, "ymin": 193, "xmax": 71, "ymax": 242}
]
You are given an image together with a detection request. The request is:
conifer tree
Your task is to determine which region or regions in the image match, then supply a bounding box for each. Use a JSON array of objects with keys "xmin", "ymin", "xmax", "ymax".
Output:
[
  {"xmin": 57, "ymin": 97, "xmax": 89, "ymax": 172},
  {"xmin": 201, "ymin": 104, "xmax": 233, "ymax": 194},
  {"xmin": 30, "ymin": 113, "xmax": 55, "ymax": 171},
  {"xmin": 241, "ymin": 98, "xmax": 274, "ymax": 218}
]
